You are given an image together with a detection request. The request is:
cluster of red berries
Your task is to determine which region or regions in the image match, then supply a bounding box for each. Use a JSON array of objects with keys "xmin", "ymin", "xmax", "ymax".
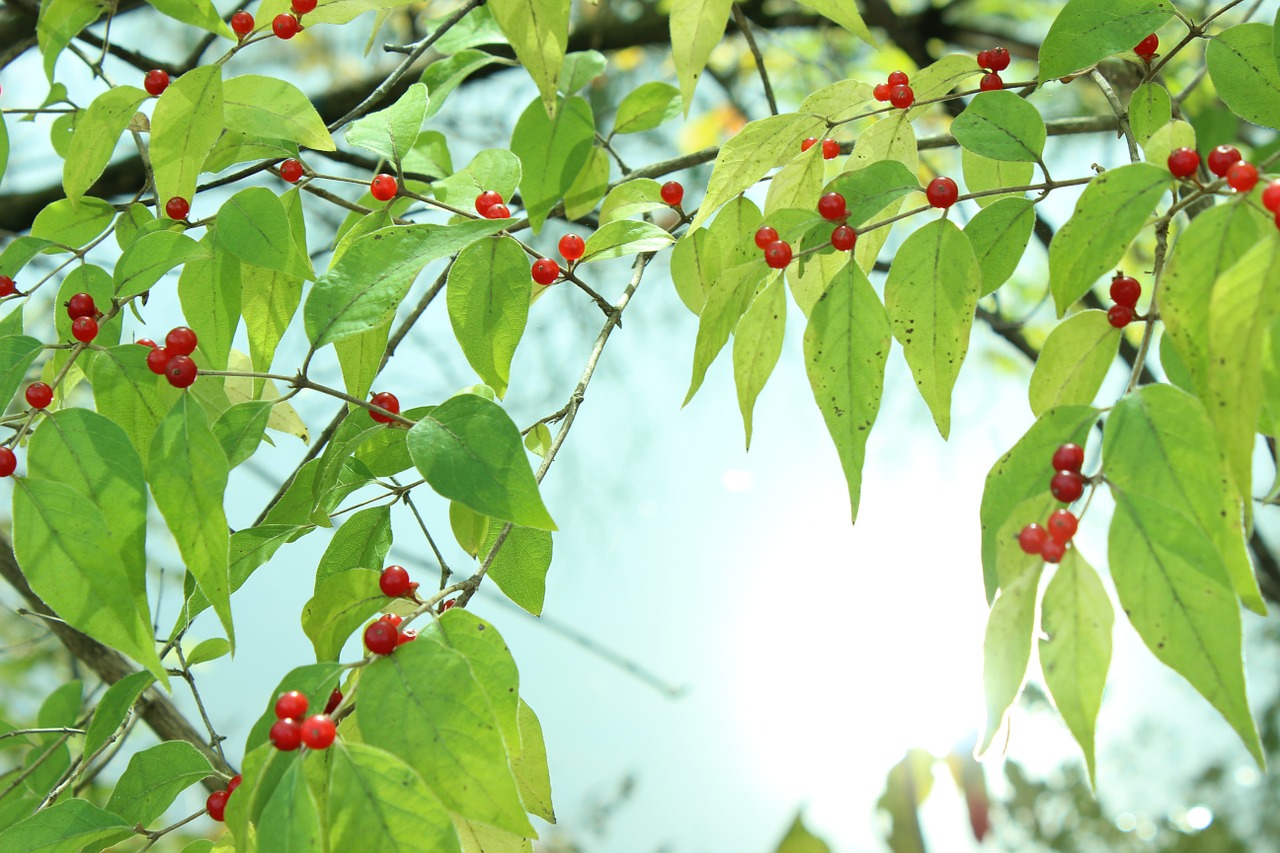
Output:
[
  {"xmin": 1107, "ymin": 271, "xmax": 1141, "ymax": 328},
  {"xmin": 370, "ymin": 173, "xmax": 398, "ymax": 202},
  {"xmin": 975, "ymin": 47, "xmax": 1010, "ymax": 91},
  {"xmin": 800, "ymin": 137, "xmax": 841, "ymax": 159},
  {"xmin": 65, "ymin": 291, "xmax": 102, "ymax": 344},
  {"xmin": 268, "ymin": 690, "xmax": 338, "ymax": 753},
  {"xmin": 1134, "ymin": 33, "xmax": 1159, "ymax": 62},
  {"xmin": 204, "ymin": 773, "xmax": 242, "ymax": 822},
  {"xmin": 475, "ymin": 190, "xmax": 510, "ymax": 219},
  {"xmin": 364, "ymin": 612, "xmax": 419, "ymax": 655},
  {"xmin": 925, "ymin": 176, "xmax": 960, "ymax": 209},
  {"xmin": 368, "ymin": 391, "xmax": 400, "ymax": 424},
  {"xmin": 271, "ymin": 0, "xmax": 317, "ymax": 40},
  {"xmin": 0, "ymin": 275, "xmax": 17, "ymax": 297},
  {"xmin": 1166, "ymin": 144, "xmax": 1261, "ymax": 193},
  {"xmin": 379, "ymin": 564, "xmax": 420, "ymax": 599},
  {"xmin": 141, "ymin": 326, "xmax": 200, "ymax": 388},
  {"xmin": 816, "ymin": 192, "xmax": 857, "ymax": 252},
  {"xmin": 144, "ymin": 69, "xmax": 170, "ymax": 97},
  {"xmin": 872, "ymin": 70, "xmax": 915, "ymax": 109},
  {"xmin": 1016, "ymin": 442, "xmax": 1087, "ymax": 563},
  {"xmin": 753, "ymin": 226, "xmax": 792, "ymax": 269}
]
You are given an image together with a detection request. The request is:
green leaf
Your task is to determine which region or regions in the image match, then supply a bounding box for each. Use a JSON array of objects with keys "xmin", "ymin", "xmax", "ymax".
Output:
[
  {"xmin": 611, "ymin": 82, "xmax": 682, "ymax": 136},
  {"xmin": 454, "ymin": 819, "xmax": 532, "ymax": 852},
  {"xmin": 240, "ymin": 264, "xmax": 302, "ymax": 381},
  {"xmin": 212, "ymin": 401, "xmax": 274, "ymax": 468},
  {"xmin": 447, "ymin": 237, "xmax": 530, "ymax": 399},
  {"xmin": 482, "ymin": 522, "xmax": 552, "ymax": 616},
  {"xmin": 786, "ymin": 250, "xmax": 840, "ymax": 319},
  {"xmin": 0, "ymin": 114, "xmax": 8, "ymax": 187},
  {"xmin": 83, "ymin": 671, "xmax": 154, "ymax": 758},
  {"xmin": 600, "ymin": 179, "xmax": 667, "ymax": 225},
  {"xmin": 671, "ymin": 0, "xmax": 733, "ymax": 112},
  {"xmin": 225, "ymin": 745, "xmax": 300, "ymax": 851},
  {"xmin": 256, "ymin": 760, "xmax": 321, "ymax": 853},
  {"xmin": 965, "ymin": 197, "xmax": 1035, "ymax": 295},
  {"xmin": 824, "ymin": 160, "xmax": 920, "ymax": 228},
  {"xmin": 904, "ymin": 54, "xmax": 982, "ymax": 121},
  {"xmin": 215, "ymin": 189, "xmax": 313, "ymax": 279},
  {"xmin": 490, "ymin": 0, "xmax": 569, "ymax": 115},
  {"xmin": 36, "ymin": 0, "xmax": 101, "ymax": 80},
  {"xmin": 150, "ymin": 395, "xmax": 234, "ymax": 644},
  {"xmin": 0, "ymin": 799, "xmax": 131, "ymax": 853},
  {"xmin": 1048, "ymin": 162, "xmax": 1170, "ymax": 316},
  {"xmin": 979, "ymin": 407, "xmax": 1098, "ymax": 601},
  {"xmin": 421, "ymin": 51, "xmax": 504, "ymax": 120},
  {"xmin": 962, "ymin": 152, "xmax": 1035, "ymax": 209},
  {"xmin": 0, "ymin": 336, "xmax": 46, "ymax": 411},
  {"xmin": 792, "ymin": 0, "xmax": 873, "ymax": 43},
  {"xmin": 683, "ymin": 263, "xmax": 769, "ymax": 405},
  {"xmin": 346, "ymin": 83, "xmax": 428, "ymax": 166},
  {"xmin": 799, "ymin": 79, "xmax": 874, "ymax": 123},
  {"xmin": 510, "ymin": 95, "xmax": 595, "ymax": 234},
  {"xmin": 512, "ymin": 700, "xmax": 554, "ymax": 823},
  {"xmin": 1140, "ymin": 118, "xmax": 1195, "ymax": 167},
  {"xmin": 1038, "ymin": 0, "xmax": 1177, "ymax": 81},
  {"xmin": 1106, "ymin": 384, "xmax": 1265, "ymax": 613},
  {"xmin": 358, "ymin": 640, "xmax": 534, "ymax": 835},
  {"xmin": 563, "ymin": 146, "xmax": 610, "ymax": 221},
  {"xmin": 316, "ymin": 505, "xmax": 394, "ymax": 590},
  {"xmin": 114, "ymin": 231, "xmax": 209, "ymax": 299},
  {"xmin": 13, "ymin": 478, "xmax": 166, "ymax": 684},
  {"xmin": 63, "ymin": 86, "xmax": 150, "ymax": 206},
  {"xmin": 669, "ymin": 228, "xmax": 720, "ymax": 314},
  {"xmin": 431, "ymin": 149, "xmax": 522, "ymax": 211},
  {"xmin": 1028, "ymin": 310, "xmax": 1121, "ymax": 416},
  {"xmin": 1207, "ymin": 24, "xmax": 1280, "ymax": 130},
  {"xmin": 327, "ymin": 742, "xmax": 460, "ymax": 853},
  {"xmin": 559, "ymin": 50, "xmax": 606, "ymax": 94},
  {"xmin": 407, "ymin": 394, "xmax": 555, "ymax": 530},
  {"xmin": 1039, "ymin": 549, "xmax": 1112, "ymax": 786},
  {"xmin": 306, "ymin": 220, "xmax": 508, "ymax": 348},
  {"xmin": 1128, "ymin": 82, "xmax": 1171, "ymax": 147},
  {"xmin": 222, "ymin": 75, "xmax": 335, "ymax": 151},
  {"xmin": 302, "ymin": 569, "xmax": 386, "ymax": 661},
  {"xmin": 580, "ymin": 220, "xmax": 674, "ymax": 263},
  {"xmin": 31, "ymin": 198, "xmax": 116, "ymax": 249},
  {"xmin": 451, "ymin": 501, "xmax": 490, "ymax": 558},
  {"xmin": 884, "ymin": 218, "xmax": 982, "ymax": 439},
  {"xmin": 733, "ymin": 274, "xmax": 785, "ymax": 449},
  {"xmin": 803, "ymin": 261, "xmax": 891, "ymax": 524},
  {"xmin": 1109, "ymin": 490, "xmax": 1264, "ymax": 765},
  {"xmin": 424, "ymin": 610, "xmax": 520, "ymax": 756},
  {"xmin": 689, "ymin": 112, "xmax": 826, "ymax": 230},
  {"xmin": 764, "ymin": 145, "xmax": 824, "ymax": 215},
  {"xmin": 772, "ymin": 812, "xmax": 832, "ymax": 853},
  {"xmin": 953, "ymin": 90, "xmax": 1047, "ymax": 162},
  {"xmin": 844, "ymin": 114, "xmax": 917, "ymax": 273},
  {"xmin": 86, "ymin": 345, "xmax": 180, "ymax": 459},
  {"xmin": 150, "ymin": 64, "xmax": 224, "ymax": 207},
  {"xmin": 105, "ymin": 742, "xmax": 214, "ymax": 825},
  {"xmin": 334, "ymin": 317, "xmax": 391, "ymax": 402},
  {"xmin": 186, "ymin": 637, "xmax": 231, "ymax": 666},
  {"xmin": 144, "ymin": 0, "xmax": 234, "ymax": 37},
  {"xmin": 980, "ymin": 565, "xmax": 1043, "ymax": 752}
]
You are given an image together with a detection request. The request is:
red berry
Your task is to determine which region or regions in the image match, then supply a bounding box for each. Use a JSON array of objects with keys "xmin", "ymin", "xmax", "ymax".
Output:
[
  {"xmin": 397, "ymin": 628, "xmax": 418, "ymax": 646},
  {"xmin": 926, "ymin": 176, "xmax": 959, "ymax": 209},
  {"xmin": 66, "ymin": 292, "xmax": 96, "ymax": 319},
  {"xmin": 764, "ymin": 240, "xmax": 792, "ymax": 269},
  {"xmin": 873, "ymin": 83, "xmax": 890, "ymax": 102},
  {"xmin": 165, "ymin": 326, "xmax": 197, "ymax": 355},
  {"xmin": 558, "ymin": 234, "xmax": 585, "ymax": 261},
  {"xmin": 1051, "ymin": 443, "xmax": 1085, "ymax": 473},
  {"xmin": 269, "ymin": 718, "xmax": 302, "ymax": 751},
  {"xmin": 0, "ymin": 275, "xmax": 14, "ymax": 297},
  {"xmin": 976, "ymin": 49, "xmax": 993, "ymax": 70},
  {"xmin": 484, "ymin": 204, "xmax": 511, "ymax": 219},
  {"xmin": 440, "ymin": 598, "xmax": 456, "ymax": 613},
  {"xmin": 146, "ymin": 346, "xmax": 170, "ymax": 375},
  {"xmin": 1207, "ymin": 145, "xmax": 1241, "ymax": 177},
  {"xmin": 1109, "ymin": 273, "xmax": 1141, "ymax": 308},
  {"xmin": 272, "ymin": 13, "xmax": 300, "ymax": 38},
  {"xmin": 364, "ymin": 620, "xmax": 398, "ymax": 655},
  {"xmin": 1134, "ymin": 33, "xmax": 1159, "ymax": 59},
  {"xmin": 227, "ymin": 774, "xmax": 242, "ymax": 795},
  {"xmin": 986, "ymin": 47, "xmax": 1010, "ymax": 71},
  {"xmin": 323, "ymin": 689, "xmax": 342, "ymax": 715},
  {"xmin": 817, "ymin": 192, "xmax": 847, "ymax": 221},
  {"xmin": 831, "ymin": 225, "xmax": 856, "ymax": 251},
  {"xmin": 379, "ymin": 565, "xmax": 411, "ymax": 597},
  {"xmin": 299, "ymin": 714, "xmax": 336, "ymax": 749},
  {"xmin": 136, "ymin": 338, "xmax": 157, "ymax": 348},
  {"xmin": 165, "ymin": 196, "xmax": 190, "ymax": 221},
  {"xmin": 144, "ymin": 70, "xmax": 170, "ymax": 97},
  {"xmin": 887, "ymin": 70, "xmax": 909, "ymax": 87},
  {"xmin": 754, "ymin": 226, "xmax": 779, "ymax": 250},
  {"xmin": 25, "ymin": 382, "xmax": 52, "ymax": 409},
  {"xmin": 206, "ymin": 790, "xmax": 229, "ymax": 822},
  {"xmin": 380, "ymin": 612, "xmax": 403, "ymax": 628},
  {"xmin": 279, "ymin": 159, "xmax": 304, "ymax": 183},
  {"xmin": 72, "ymin": 316, "xmax": 98, "ymax": 343},
  {"xmin": 166, "ymin": 355, "xmax": 197, "ymax": 388},
  {"xmin": 888, "ymin": 84, "xmax": 914, "ymax": 109},
  {"xmin": 1262, "ymin": 179, "xmax": 1280, "ymax": 212},
  {"xmin": 1167, "ymin": 147, "xmax": 1200, "ymax": 179},
  {"xmin": 1047, "ymin": 509, "xmax": 1079, "ymax": 543},
  {"xmin": 979, "ymin": 72, "xmax": 1003, "ymax": 92},
  {"xmin": 475, "ymin": 190, "xmax": 503, "ymax": 215},
  {"xmin": 660, "ymin": 181, "xmax": 684, "ymax": 206},
  {"xmin": 406, "ymin": 581, "xmax": 419, "ymax": 597},
  {"xmin": 231, "ymin": 10, "xmax": 254, "ymax": 36},
  {"xmin": 291, "ymin": 0, "xmax": 316, "ymax": 13},
  {"xmin": 1040, "ymin": 539, "xmax": 1066, "ymax": 564},
  {"xmin": 1227, "ymin": 161, "xmax": 1259, "ymax": 193},
  {"xmin": 531, "ymin": 258, "xmax": 560, "ymax": 285},
  {"xmin": 0, "ymin": 447, "xmax": 16, "ymax": 477},
  {"xmin": 821, "ymin": 138, "xmax": 840, "ymax": 160},
  {"xmin": 369, "ymin": 391, "xmax": 400, "ymax": 424},
  {"xmin": 370, "ymin": 173, "xmax": 397, "ymax": 202},
  {"xmin": 1018, "ymin": 523, "xmax": 1048, "ymax": 555},
  {"xmin": 801, "ymin": 137, "xmax": 818, "ymax": 152},
  {"xmin": 1108, "ymin": 304, "xmax": 1134, "ymax": 328},
  {"xmin": 1050, "ymin": 470, "xmax": 1085, "ymax": 503},
  {"xmin": 275, "ymin": 690, "xmax": 308, "ymax": 721}
]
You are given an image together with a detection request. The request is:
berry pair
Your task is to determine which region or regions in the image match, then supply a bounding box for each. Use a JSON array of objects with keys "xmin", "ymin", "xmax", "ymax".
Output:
[
  {"xmin": 753, "ymin": 226, "xmax": 792, "ymax": 269},
  {"xmin": 1048, "ymin": 442, "xmax": 1086, "ymax": 503},
  {"xmin": 816, "ymin": 193, "xmax": 857, "ymax": 251},
  {"xmin": 1206, "ymin": 144, "xmax": 1260, "ymax": 192},
  {"xmin": 66, "ymin": 292, "xmax": 101, "ymax": 343},
  {"xmin": 1017, "ymin": 509, "xmax": 1078, "ymax": 564},
  {"xmin": 369, "ymin": 391, "xmax": 400, "ymax": 424},
  {"xmin": 800, "ymin": 137, "xmax": 841, "ymax": 160},
  {"xmin": 975, "ymin": 47, "xmax": 1009, "ymax": 91},
  {"xmin": 143, "ymin": 326, "xmax": 199, "ymax": 388},
  {"xmin": 268, "ymin": 690, "xmax": 337, "ymax": 752},
  {"xmin": 364, "ymin": 613, "xmax": 417, "ymax": 655},
  {"xmin": 379, "ymin": 564, "xmax": 420, "ymax": 599},
  {"xmin": 205, "ymin": 773, "xmax": 241, "ymax": 822},
  {"xmin": 1108, "ymin": 271, "xmax": 1141, "ymax": 328},
  {"xmin": 475, "ymin": 190, "xmax": 510, "ymax": 219},
  {"xmin": 872, "ymin": 70, "xmax": 914, "ymax": 109}
]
